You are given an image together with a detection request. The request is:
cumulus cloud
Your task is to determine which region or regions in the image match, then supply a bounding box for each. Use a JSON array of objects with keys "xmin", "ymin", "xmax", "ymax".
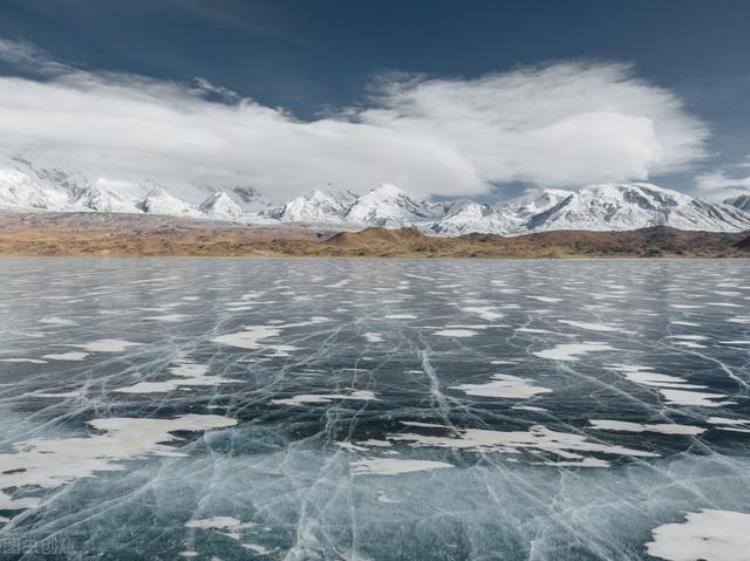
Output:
[
  {"xmin": 0, "ymin": 38, "xmax": 708, "ymax": 199},
  {"xmin": 360, "ymin": 64, "xmax": 708, "ymax": 188}
]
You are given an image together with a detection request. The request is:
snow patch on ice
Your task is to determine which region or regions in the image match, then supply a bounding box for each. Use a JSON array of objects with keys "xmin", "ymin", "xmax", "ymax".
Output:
[{"xmin": 646, "ymin": 510, "xmax": 750, "ymax": 561}]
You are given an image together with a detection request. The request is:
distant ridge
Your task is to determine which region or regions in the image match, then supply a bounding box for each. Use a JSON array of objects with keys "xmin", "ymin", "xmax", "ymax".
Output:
[{"xmin": 2, "ymin": 157, "xmax": 750, "ymax": 235}]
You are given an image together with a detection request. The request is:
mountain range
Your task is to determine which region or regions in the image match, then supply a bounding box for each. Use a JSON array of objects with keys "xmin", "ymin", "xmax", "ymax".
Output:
[{"xmin": 1, "ymin": 156, "xmax": 749, "ymax": 235}]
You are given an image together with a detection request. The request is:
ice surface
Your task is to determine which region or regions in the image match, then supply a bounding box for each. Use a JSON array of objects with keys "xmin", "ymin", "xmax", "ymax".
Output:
[{"xmin": 0, "ymin": 258, "xmax": 749, "ymax": 560}]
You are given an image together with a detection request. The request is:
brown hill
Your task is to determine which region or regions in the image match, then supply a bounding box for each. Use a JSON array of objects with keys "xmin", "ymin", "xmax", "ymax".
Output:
[{"xmin": 0, "ymin": 211, "xmax": 747, "ymax": 258}]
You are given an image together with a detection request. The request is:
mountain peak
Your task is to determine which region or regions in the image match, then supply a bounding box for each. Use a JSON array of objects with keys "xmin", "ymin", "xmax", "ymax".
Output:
[
  {"xmin": 725, "ymin": 193, "xmax": 750, "ymax": 211},
  {"xmin": 138, "ymin": 186, "xmax": 198, "ymax": 216},
  {"xmin": 199, "ymin": 191, "xmax": 243, "ymax": 220},
  {"xmin": 1, "ymin": 160, "xmax": 749, "ymax": 235}
]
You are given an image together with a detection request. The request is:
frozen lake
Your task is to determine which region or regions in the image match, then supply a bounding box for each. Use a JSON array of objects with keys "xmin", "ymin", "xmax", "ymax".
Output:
[{"xmin": 0, "ymin": 258, "xmax": 749, "ymax": 560}]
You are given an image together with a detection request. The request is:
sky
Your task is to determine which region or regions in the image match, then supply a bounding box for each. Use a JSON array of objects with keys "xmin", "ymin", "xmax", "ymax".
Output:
[{"xmin": 0, "ymin": 0, "xmax": 748, "ymax": 202}]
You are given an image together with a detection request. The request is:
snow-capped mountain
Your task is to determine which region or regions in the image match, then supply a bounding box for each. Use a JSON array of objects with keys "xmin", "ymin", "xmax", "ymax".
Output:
[
  {"xmin": 1, "ymin": 157, "xmax": 749, "ymax": 235},
  {"xmin": 137, "ymin": 187, "xmax": 200, "ymax": 217},
  {"xmin": 70, "ymin": 183, "xmax": 140, "ymax": 213},
  {"xmin": 0, "ymin": 159, "xmax": 78, "ymax": 210},
  {"xmin": 344, "ymin": 184, "xmax": 441, "ymax": 227},
  {"xmin": 268, "ymin": 189, "xmax": 356, "ymax": 224},
  {"xmin": 230, "ymin": 186, "xmax": 276, "ymax": 212},
  {"xmin": 725, "ymin": 194, "xmax": 750, "ymax": 212},
  {"xmin": 199, "ymin": 191, "xmax": 243, "ymax": 220},
  {"xmin": 520, "ymin": 183, "xmax": 750, "ymax": 233},
  {"xmin": 431, "ymin": 190, "xmax": 573, "ymax": 235},
  {"xmin": 430, "ymin": 201, "xmax": 510, "ymax": 235}
]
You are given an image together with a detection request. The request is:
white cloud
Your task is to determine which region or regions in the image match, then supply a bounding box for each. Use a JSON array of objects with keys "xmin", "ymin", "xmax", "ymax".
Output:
[
  {"xmin": 695, "ymin": 169, "xmax": 750, "ymax": 196},
  {"xmin": 0, "ymin": 39, "xmax": 709, "ymax": 199},
  {"xmin": 360, "ymin": 63, "xmax": 708, "ymax": 188}
]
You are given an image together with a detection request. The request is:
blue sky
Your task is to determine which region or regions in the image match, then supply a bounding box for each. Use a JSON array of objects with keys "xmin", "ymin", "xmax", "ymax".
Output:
[{"xmin": 0, "ymin": 0, "xmax": 748, "ymax": 201}]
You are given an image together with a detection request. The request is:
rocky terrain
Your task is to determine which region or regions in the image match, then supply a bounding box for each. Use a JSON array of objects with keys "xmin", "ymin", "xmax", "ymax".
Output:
[{"xmin": 0, "ymin": 211, "xmax": 747, "ymax": 258}]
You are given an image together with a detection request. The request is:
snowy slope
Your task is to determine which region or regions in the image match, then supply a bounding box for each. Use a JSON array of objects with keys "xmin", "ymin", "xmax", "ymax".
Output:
[
  {"xmin": 344, "ymin": 184, "xmax": 439, "ymax": 227},
  {"xmin": 430, "ymin": 201, "xmax": 509, "ymax": 235},
  {"xmin": 230, "ymin": 186, "xmax": 276, "ymax": 212},
  {"xmin": 199, "ymin": 191, "xmax": 244, "ymax": 220},
  {"xmin": 137, "ymin": 187, "xmax": 200, "ymax": 217},
  {"xmin": 0, "ymin": 159, "xmax": 75, "ymax": 210},
  {"xmin": 267, "ymin": 189, "xmax": 356, "ymax": 224},
  {"xmin": 725, "ymin": 194, "xmax": 750, "ymax": 212},
  {"xmin": 523, "ymin": 183, "xmax": 750, "ymax": 233},
  {"xmin": 70, "ymin": 183, "xmax": 141, "ymax": 213}
]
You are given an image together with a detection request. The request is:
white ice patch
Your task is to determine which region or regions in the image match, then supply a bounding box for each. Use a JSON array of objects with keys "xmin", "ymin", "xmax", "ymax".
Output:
[
  {"xmin": 271, "ymin": 390, "xmax": 377, "ymax": 407},
  {"xmin": 558, "ymin": 320, "xmax": 621, "ymax": 332},
  {"xmin": 646, "ymin": 510, "xmax": 750, "ymax": 561},
  {"xmin": 363, "ymin": 332, "xmax": 384, "ymax": 343},
  {"xmin": 185, "ymin": 516, "xmax": 255, "ymax": 541},
  {"xmin": 533, "ymin": 342, "xmax": 615, "ymax": 361},
  {"xmin": 671, "ymin": 341, "xmax": 708, "ymax": 349},
  {"xmin": 42, "ymin": 351, "xmax": 89, "ymax": 361},
  {"xmin": 0, "ymin": 414, "xmax": 236, "ymax": 510},
  {"xmin": 658, "ymin": 389, "xmax": 731, "ymax": 408},
  {"xmin": 116, "ymin": 362, "xmax": 239, "ymax": 394},
  {"xmin": 242, "ymin": 544, "xmax": 270, "ymax": 554},
  {"xmin": 527, "ymin": 296, "xmax": 562, "ymax": 303},
  {"xmin": 0, "ymin": 358, "xmax": 47, "ymax": 364},
  {"xmin": 707, "ymin": 417, "xmax": 750, "ymax": 433},
  {"xmin": 185, "ymin": 516, "xmax": 245, "ymax": 530},
  {"xmin": 461, "ymin": 306, "xmax": 504, "ymax": 322},
  {"xmin": 610, "ymin": 364, "xmax": 730, "ymax": 407},
  {"xmin": 451, "ymin": 374, "xmax": 552, "ymax": 399},
  {"xmin": 589, "ymin": 420, "xmax": 705, "ymax": 435},
  {"xmin": 211, "ymin": 326, "xmax": 297, "ymax": 356},
  {"xmin": 39, "ymin": 317, "xmax": 77, "ymax": 326},
  {"xmin": 434, "ymin": 329, "xmax": 478, "ymax": 338},
  {"xmin": 144, "ymin": 314, "xmax": 191, "ymax": 323},
  {"xmin": 72, "ymin": 339, "xmax": 143, "ymax": 352},
  {"xmin": 390, "ymin": 424, "xmax": 656, "ymax": 467},
  {"xmin": 351, "ymin": 458, "xmax": 454, "ymax": 476},
  {"xmin": 34, "ymin": 390, "xmax": 83, "ymax": 398},
  {"xmin": 385, "ymin": 314, "xmax": 417, "ymax": 320},
  {"xmin": 668, "ymin": 335, "xmax": 709, "ymax": 341}
]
